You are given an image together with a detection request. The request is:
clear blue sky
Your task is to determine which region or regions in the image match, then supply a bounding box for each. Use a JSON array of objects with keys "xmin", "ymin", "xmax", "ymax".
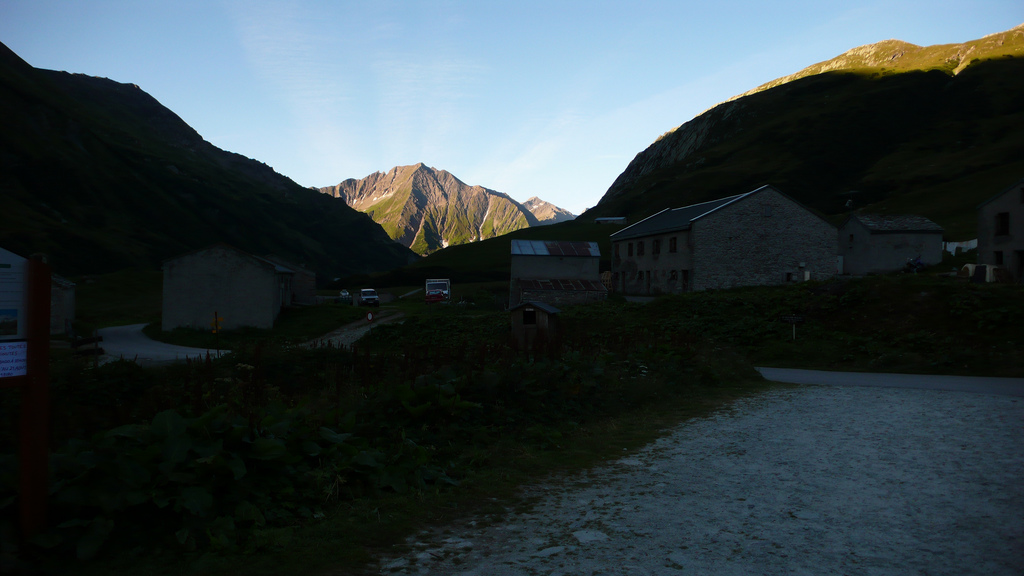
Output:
[{"xmin": 1, "ymin": 1, "xmax": 1021, "ymax": 215}]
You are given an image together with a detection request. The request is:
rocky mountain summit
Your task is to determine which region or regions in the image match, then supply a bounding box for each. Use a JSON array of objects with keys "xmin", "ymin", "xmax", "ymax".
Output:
[
  {"xmin": 522, "ymin": 197, "xmax": 575, "ymax": 224},
  {"xmin": 320, "ymin": 164, "xmax": 571, "ymax": 254}
]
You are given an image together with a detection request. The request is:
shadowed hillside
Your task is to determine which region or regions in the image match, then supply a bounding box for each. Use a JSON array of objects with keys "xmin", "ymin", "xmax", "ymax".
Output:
[
  {"xmin": 0, "ymin": 42, "xmax": 415, "ymax": 277},
  {"xmin": 589, "ymin": 26, "xmax": 1024, "ymax": 240}
]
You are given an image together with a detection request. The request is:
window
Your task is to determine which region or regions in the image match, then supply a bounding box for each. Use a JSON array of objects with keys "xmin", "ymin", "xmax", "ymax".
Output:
[
  {"xmin": 628, "ymin": 242, "xmax": 633, "ymax": 257},
  {"xmin": 523, "ymin": 309, "xmax": 536, "ymax": 325},
  {"xmin": 848, "ymin": 234, "xmax": 855, "ymax": 246},
  {"xmin": 669, "ymin": 270, "xmax": 678, "ymax": 281},
  {"xmin": 636, "ymin": 271, "xmax": 643, "ymax": 281},
  {"xmin": 994, "ymin": 251, "xmax": 1004, "ymax": 265},
  {"xmin": 637, "ymin": 241, "xmax": 645, "ymax": 256},
  {"xmin": 995, "ymin": 212, "xmax": 1010, "ymax": 236},
  {"xmin": 669, "ymin": 237, "xmax": 677, "ymax": 253},
  {"xmin": 614, "ymin": 243, "xmax": 620, "ymax": 257},
  {"xmin": 652, "ymin": 239, "xmax": 661, "ymax": 255}
]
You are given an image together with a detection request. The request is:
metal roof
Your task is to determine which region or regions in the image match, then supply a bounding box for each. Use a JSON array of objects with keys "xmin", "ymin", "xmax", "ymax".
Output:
[
  {"xmin": 849, "ymin": 214, "xmax": 944, "ymax": 233},
  {"xmin": 510, "ymin": 300, "xmax": 562, "ymax": 314},
  {"xmin": 609, "ymin": 193, "xmax": 747, "ymax": 241},
  {"xmin": 518, "ymin": 279, "xmax": 608, "ymax": 292},
  {"xmin": 510, "ymin": 240, "xmax": 601, "ymax": 257}
]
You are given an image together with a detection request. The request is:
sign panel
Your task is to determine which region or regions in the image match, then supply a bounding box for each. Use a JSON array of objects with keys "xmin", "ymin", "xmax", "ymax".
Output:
[
  {"xmin": 0, "ymin": 248, "xmax": 27, "ymax": 341},
  {"xmin": 0, "ymin": 341, "xmax": 28, "ymax": 378}
]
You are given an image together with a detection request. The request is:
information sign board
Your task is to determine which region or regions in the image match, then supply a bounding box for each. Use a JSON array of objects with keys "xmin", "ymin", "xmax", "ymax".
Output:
[
  {"xmin": 0, "ymin": 248, "xmax": 27, "ymax": 342},
  {"xmin": 0, "ymin": 341, "xmax": 28, "ymax": 378}
]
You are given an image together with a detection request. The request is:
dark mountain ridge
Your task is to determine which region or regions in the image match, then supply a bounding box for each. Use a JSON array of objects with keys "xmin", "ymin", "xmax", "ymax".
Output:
[
  {"xmin": 0, "ymin": 42, "xmax": 414, "ymax": 278},
  {"xmin": 589, "ymin": 25, "xmax": 1024, "ymax": 239}
]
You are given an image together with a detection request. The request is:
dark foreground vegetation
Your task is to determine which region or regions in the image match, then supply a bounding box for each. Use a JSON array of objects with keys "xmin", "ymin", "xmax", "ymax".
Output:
[{"xmin": 1, "ymin": 271, "xmax": 1020, "ymax": 575}]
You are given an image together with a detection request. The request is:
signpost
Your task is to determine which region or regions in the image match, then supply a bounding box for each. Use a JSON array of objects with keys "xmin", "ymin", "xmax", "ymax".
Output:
[
  {"xmin": 0, "ymin": 248, "xmax": 51, "ymax": 538},
  {"xmin": 780, "ymin": 315, "xmax": 805, "ymax": 340}
]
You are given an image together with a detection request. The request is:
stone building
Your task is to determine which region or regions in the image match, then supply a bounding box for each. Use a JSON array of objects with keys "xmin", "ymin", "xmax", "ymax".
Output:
[
  {"xmin": 610, "ymin": 185, "xmax": 837, "ymax": 294},
  {"xmin": 162, "ymin": 244, "xmax": 294, "ymax": 331},
  {"xmin": 509, "ymin": 240, "xmax": 607, "ymax": 308},
  {"xmin": 977, "ymin": 178, "xmax": 1024, "ymax": 282},
  {"xmin": 839, "ymin": 214, "xmax": 944, "ymax": 275},
  {"xmin": 263, "ymin": 255, "xmax": 317, "ymax": 305}
]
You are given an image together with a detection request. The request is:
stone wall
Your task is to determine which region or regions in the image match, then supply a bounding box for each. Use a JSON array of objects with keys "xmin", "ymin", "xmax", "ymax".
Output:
[
  {"xmin": 692, "ymin": 188, "xmax": 837, "ymax": 291},
  {"xmin": 518, "ymin": 289, "xmax": 607, "ymax": 308},
  {"xmin": 978, "ymin": 181, "xmax": 1024, "ymax": 282},
  {"xmin": 162, "ymin": 246, "xmax": 284, "ymax": 331},
  {"xmin": 840, "ymin": 218, "xmax": 943, "ymax": 274},
  {"xmin": 612, "ymin": 231, "xmax": 693, "ymax": 295},
  {"xmin": 510, "ymin": 255, "xmax": 600, "ymax": 281}
]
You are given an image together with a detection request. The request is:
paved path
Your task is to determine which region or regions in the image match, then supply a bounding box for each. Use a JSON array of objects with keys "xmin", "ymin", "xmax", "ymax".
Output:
[
  {"xmin": 378, "ymin": 378, "xmax": 1024, "ymax": 575},
  {"xmin": 97, "ymin": 324, "xmax": 225, "ymax": 365},
  {"xmin": 757, "ymin": 367, "xmax": 1024, "ymax": 397}
]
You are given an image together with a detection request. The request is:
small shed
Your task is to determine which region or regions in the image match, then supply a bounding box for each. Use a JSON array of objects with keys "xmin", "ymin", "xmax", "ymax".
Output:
[
  {"xmin": 839, "ymin": 214, "xmax": 944, "ymax": 275},
  {"xmin": 510, "ymin": 301, "xmax": 560, "ymax": 351},
  {"xmin": 263, "ymin": 255, "xmax": 317, "ymax": 305}
]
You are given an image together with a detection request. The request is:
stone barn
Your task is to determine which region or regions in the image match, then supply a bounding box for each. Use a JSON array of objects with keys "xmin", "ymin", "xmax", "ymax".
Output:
[
  {"xmin": 839, "ymin": 214, "xmax": 944, "ymax": 275},
  {"xmin": 162, "ymin": 244, "xmax": 294, "ymax": 331},
  {"xmin": 510, "ymin": 301, "xmax": 560, "ymax": 351},
  {"xmin": 509, "ymin": 240, "xmax": 607, "ymax": 308},
  {"xmin": 977, "ymin": 178, "xmax": 1024, "ymax": 282},
  {"xmin": 610, "ymin": 185, "xmax": 838, "ymax": 294}
]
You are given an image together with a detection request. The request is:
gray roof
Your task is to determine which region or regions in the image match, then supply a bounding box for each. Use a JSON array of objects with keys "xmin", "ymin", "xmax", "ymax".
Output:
[
  {"xmin": 510, "ymin": 240, "xmax": 600, "ymax": 257},
  {"xmin": 510, "ymin": 300, "xmax": 561, "ymax": 315},
  {"xmin": 849, "ymin": 214, "xmax": 944, "ymax": 233},
  {"xmin": 609, "ymin": 193, "xmax": 748, "ymax": 241}
]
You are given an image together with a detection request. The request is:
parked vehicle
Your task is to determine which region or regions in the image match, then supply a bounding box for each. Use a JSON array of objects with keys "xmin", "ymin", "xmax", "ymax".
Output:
[
  {"xmin": 425, "ymin": 278, "xmax": 451, "ymax": 303},
  {"xmin": 358, "ymin": 288, "xmax": 379, "ymax": 307},
  {"xmin": 337, "ymin": 289, "xmax": 352, "ymax": 304}
]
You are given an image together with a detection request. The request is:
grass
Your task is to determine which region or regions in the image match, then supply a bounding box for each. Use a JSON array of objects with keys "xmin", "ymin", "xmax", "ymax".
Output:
[
  {"xmin": 62, "ymin": 350, "xmax": 773, "ymax": 576},
  {"xmin": 25, "ymin": 267, "xmax": 1021, "ymax": 576}
]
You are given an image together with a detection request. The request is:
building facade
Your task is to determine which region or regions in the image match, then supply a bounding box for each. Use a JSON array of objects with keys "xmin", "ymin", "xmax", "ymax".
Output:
[
  {"xmin": 162, "ymin": 244, "xmax": 294, "ymax": 331},
  {"xmin": 977, "ymin": 178, "xmax": 1024, "ymax": 282},
  {"xmin": 509, "ymin": 240, "xmax": 606, "ymax": 307},
  {"xmin": 611, "ymin": 185, "xmax": 838, "ymax": 294},
  {"xmin": 839, "ymin": 214, "xmax": 944, "ymax": 275}
]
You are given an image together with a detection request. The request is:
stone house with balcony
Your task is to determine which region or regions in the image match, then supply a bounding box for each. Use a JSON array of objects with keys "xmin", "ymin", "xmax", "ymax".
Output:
[
  {"xmin": 977, "ymin": 178, "xmax": 1024, "ymax": 282},
  {"xmin": 610, "ymin": 185, "xmax": 838, "ymax": 294},
  {"xmin": 838, "ymin": 214, "xmax": 944, "ymax": 275}
]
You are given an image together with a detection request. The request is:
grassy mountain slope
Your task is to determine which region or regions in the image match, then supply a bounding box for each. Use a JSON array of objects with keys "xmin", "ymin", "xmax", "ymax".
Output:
[
  {"xmin": 0, "ymin": 42, "xmax": 414, "ymax": 278},
  {"xmin": 320, "ymin": 164, "xmax": 565, "ymax": 255},
  {"xmin": 590, "ymin": 25, "xmax": 1024, "ymax": 239}
]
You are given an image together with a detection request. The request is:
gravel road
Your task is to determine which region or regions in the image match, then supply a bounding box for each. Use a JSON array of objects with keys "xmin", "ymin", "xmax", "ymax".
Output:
[{"xmin": 378, "ymin": 383, "xmax": 1024, "ymax": 575}]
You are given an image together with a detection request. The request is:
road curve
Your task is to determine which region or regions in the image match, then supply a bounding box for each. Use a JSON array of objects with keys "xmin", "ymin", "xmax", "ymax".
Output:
[
  {"xmin": 96, "ymin": 323, "xmax": 225, "ymax": 366},
  {"xmin": 756, "ymin": 367, "xmax": 1024, "ymax": 397}
]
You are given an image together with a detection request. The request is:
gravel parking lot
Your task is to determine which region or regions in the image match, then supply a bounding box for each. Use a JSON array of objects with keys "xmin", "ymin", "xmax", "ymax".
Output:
[{"xmin": 378, "ymin": 384, "xmax": 1024, "ymax": 575}]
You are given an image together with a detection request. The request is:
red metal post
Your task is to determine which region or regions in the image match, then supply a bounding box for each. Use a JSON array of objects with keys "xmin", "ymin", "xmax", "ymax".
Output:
[{"xmin": 19, "ymin": 257, "xmax": 50, "ymax": 538}]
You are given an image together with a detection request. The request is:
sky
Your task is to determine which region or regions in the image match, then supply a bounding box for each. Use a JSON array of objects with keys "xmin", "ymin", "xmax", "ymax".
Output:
[{"xmin": 1, "ymin": 1, "xmax": 1021, "ymax": 215}]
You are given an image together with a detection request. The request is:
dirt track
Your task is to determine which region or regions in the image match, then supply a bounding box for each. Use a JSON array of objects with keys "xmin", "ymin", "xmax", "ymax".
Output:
[{"xmin": 378, "ymin": 383, "xmax": 1024, "ymax": 575}]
